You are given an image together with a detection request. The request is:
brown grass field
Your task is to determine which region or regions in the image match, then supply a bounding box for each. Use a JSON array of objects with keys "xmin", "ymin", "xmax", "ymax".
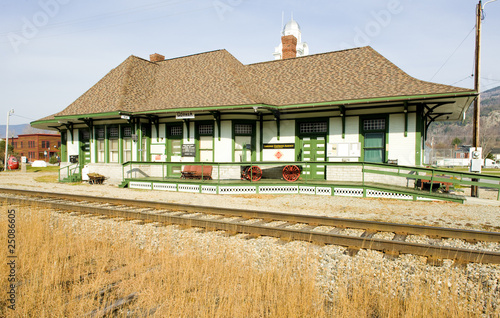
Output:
[{"xmin": 1, "ymin": 203, "xmax": 498, "ymax": 317}]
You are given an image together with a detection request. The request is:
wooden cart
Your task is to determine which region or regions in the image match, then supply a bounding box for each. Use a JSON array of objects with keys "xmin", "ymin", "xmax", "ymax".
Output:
[
  {"xmin": 241, "ymin": 165, "xmax": 301, "ymax": 182},
  {"xmin": 87, "ymin": 173, "xmax": 106, "ymax": 185}
]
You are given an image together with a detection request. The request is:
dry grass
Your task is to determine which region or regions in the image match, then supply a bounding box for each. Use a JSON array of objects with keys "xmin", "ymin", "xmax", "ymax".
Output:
[{"xmin": 0, "ymin": 204, "xmax": 498, "ymax": 317}]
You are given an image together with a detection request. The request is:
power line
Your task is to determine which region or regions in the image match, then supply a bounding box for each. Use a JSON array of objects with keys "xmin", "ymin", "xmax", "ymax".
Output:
[
  {"xmin": 451, "ymin": 75, "xmax": 473, "ymax": 86},
  {"xmin": 429, "ymin": 26, "xmax": 475, "ymax": 81}
]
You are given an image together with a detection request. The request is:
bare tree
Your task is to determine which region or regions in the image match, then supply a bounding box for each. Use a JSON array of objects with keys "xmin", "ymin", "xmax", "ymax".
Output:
[{"xmin": 480, "ymin": 111, "xmax": 500, "ymax": 158}]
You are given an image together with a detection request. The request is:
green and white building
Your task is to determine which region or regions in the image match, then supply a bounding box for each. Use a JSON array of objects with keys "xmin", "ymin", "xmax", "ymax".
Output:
[{"xmin": 32, "ymin": 43, "xmax": 476, "ymax": 186}]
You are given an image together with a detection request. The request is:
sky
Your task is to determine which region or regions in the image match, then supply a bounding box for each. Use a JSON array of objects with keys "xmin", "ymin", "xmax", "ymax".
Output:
[{"xmin": 1, "ymin": 0, "xmax": 500, "ymax": 126}]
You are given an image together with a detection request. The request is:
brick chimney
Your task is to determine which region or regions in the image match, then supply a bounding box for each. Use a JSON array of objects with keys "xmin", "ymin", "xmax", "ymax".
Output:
[
  {"xmin": 149, "ymin": 53, "xmax": 165, "ymax": 62},
  {"xmin": 281, "ymin": 35, "xmax": 297, "ymax": 59}
]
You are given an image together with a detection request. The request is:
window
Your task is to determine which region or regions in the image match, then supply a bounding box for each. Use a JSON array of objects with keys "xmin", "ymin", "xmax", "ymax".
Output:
[
  {"xmin": 123, "ymin": 126, "xmax": 132, "ymax": 162},
  {"xmin": 109, "ymin": 139, "xmax": 119, "ymax": 162},
  {"xmin": 364, "ymin": 119, "xmax": 385, "ymax": 131},
  {"xmin": 108, "ymin": 127, "xmax": 119, "ymax": 163},
  {"xmin": 299, "ymin": 122, "xmax": 327, "ymax": 134},
  {"xmin": 234, "ymin": 124, "xmax": 252, "ymax": 135},
  {"xmin": 97, "ymin": 127, "xmax": 105, "ymax": 162},
  {"xmin": 170, "ymin": 126, "xmax": 182, "ymax": 136}
]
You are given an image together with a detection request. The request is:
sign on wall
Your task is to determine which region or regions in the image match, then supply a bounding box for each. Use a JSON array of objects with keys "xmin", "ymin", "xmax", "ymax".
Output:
[
  {"xmin": 181, "ymin": 144, "xmax": 196, "ymax": 157},
  {"xmin": 263, "ymin": 143, "xmax": 295, "ymax": 149},
  {"xmin": 176, "ymin": 112, "xmax": 195, "ymax": 119},
  {"xmin": 327, "ymin": 143, "xmax": 361, "ymax": 158}
]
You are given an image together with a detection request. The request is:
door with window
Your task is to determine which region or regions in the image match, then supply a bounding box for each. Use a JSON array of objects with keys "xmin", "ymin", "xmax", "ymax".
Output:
[
  {"xmin": 362, "ymin": 118, "xmax": 386, "ymax": 163},
  {"xmin": 108, "ymin": 126, "xmax": 119, "ymax": 163},
  {"xmin": 96, "ymin": 127, "xmax": 106, "ymax": 163},
  {"xmin": 167, "ymin": 125, "xmax": 183, "ymax": 177},
  {"xmin": 122, "ymin": 126, "xmax": 133, "ymax": 162},
  {"xmin": 298, "ymin": 121, "xmax": 327, "ymax": 180},
  {"xmin": 196, "ymin": 123, "xmax": 214, "ymax": 162},
  {"xmin": 234, "ymin": 123, "xmax": 255, "ymax": 162},
  {"xmin": 79, "ymin": 129, "xmax": 91, "ymax": 165}
]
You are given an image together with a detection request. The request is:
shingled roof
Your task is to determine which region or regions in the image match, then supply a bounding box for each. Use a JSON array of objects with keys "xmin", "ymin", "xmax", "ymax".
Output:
[{"xmin": 40, "ymin": 46, "xmax": 475, "ymax": 120}]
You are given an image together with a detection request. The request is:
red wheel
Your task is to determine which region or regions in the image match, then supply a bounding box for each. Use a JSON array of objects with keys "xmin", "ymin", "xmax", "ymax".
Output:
[
  {"xmin": 245, "ymin": 166, "xmax": 262, "ymax": 181},
  {"xmin": 283, "ymin": 165, "xmax": 300, "ymax": 182}
]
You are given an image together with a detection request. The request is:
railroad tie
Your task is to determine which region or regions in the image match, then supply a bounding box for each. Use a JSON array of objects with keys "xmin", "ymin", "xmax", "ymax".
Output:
[
  {"xmin": 301, "ymin": 224, "xmax": 318, "ymax": 232},
  {"xmin": 328, "ymin": 227, "xmax": 344, "ymax": 234},
  {"xmin": 392, "ymin": 233, "xmax": 408, "ymax": 242},
  {"xmin": 360, "ymin": 230, "xmax": 378, "ymax": 238}
]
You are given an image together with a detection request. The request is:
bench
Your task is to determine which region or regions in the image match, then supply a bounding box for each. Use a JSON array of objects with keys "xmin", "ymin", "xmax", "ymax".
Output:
[
  {"xmin": 181, "ymin": 165, "xmax": 212, "ymax": 180},
  {"xmin": 419, "ymin": 176, "xmax": 453, "ymax": 192}
]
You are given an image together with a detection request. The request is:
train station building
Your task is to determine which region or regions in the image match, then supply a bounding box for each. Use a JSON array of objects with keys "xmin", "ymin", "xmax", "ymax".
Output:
[{"xmin": 31, "ymin": 24, "xmax": 477, "ymax": 196}]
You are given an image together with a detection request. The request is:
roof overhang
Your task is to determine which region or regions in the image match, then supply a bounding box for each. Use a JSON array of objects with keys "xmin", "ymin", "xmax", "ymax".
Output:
[{"xmin": 31, "ymin": 91, "xmax": 477, "ymax": 131}]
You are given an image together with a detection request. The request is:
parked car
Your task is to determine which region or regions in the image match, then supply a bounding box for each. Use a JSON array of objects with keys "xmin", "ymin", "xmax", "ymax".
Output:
[
  {"xmin": 7, "ymin": 156, "xmax": 19, "ymax": 170},
  {"xmin": 484, "ymin": 158, "xmax": 499, "ymax": 169}
]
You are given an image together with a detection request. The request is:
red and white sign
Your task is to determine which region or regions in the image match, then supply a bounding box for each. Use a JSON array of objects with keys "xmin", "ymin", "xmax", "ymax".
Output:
[{"xmin": 274, "ymin": 151, "xmax": 283, "ymax": 160}]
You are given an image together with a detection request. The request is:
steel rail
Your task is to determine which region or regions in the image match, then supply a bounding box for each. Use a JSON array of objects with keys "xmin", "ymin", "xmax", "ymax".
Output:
[
  {"xmin": 1, "ymin": 188, "xmax": 499, "ymax": 243},
  {"xmin": 3, "ymin": 195, "xmax": 500, "ymax": 265}
]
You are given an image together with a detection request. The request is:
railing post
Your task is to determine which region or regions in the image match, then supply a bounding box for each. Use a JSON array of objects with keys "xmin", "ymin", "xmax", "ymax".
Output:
[
  {"xmin": 429, "ymin": 169, "xmax": 435, "ymax": 194},
  {"xmin": 362, "ymin": 162, "xmax": 365, "ymax": 187}
]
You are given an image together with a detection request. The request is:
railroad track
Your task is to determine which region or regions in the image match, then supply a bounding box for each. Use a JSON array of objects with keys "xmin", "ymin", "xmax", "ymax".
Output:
[{"xmin": 1, "ymin": 188, "xmax": 500, "ymax": 265}]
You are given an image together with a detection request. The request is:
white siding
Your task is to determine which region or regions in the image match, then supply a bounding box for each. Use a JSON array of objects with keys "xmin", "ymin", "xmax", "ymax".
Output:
[
  {"xmin": 328, "ymin": 116, "xmax": 360, "ymax": 162},
  {"xmin": 388, "ymin": 113, "xmax": 416, "ymax": 166},
  {"xmin": 67, "ymin": 129, "xmax": 80, "ymax": 157},
  {"xmin": 262, "ymin": 120, "xmax": 295, "ymax": 161},
  {"xmin": 214, "ymin": 120, "xmax": 233, "ymax": 162}
]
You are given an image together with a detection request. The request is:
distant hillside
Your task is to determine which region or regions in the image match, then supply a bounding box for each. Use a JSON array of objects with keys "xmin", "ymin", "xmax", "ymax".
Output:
[
  {"xmin": 0, "ymin": 124, "xmax": 53, "ymax": 138},
  {"xmin": 428, "ymin": 85, "xmax": 500, "ymax": 155}
]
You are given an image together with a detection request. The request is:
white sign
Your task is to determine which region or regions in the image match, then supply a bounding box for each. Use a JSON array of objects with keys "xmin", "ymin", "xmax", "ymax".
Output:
[
  {"xmin": 176, "ymin": 112, "xmax": 195, "ymax": 119},
  {"xmin": 327, "ymin": 143, "xmax": 361, "ymax": 158}
]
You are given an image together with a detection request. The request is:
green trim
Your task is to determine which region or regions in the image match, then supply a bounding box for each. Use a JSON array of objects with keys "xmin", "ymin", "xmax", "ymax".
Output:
[
  {"xmin": 259, "ymin": 114, "xmax": 264, "ymax": 162},
  {"xmin": 404, "ymin": 102, "xmax": 408, "ymax": 138},
  {"xmin": 60, "ymin": 131, "xmax": 67, "ymax": 162},
  {"xmin": 135, "ymin": 104, "xmax": 269, "ymax": 115},
  {"xmin": 415, "ymin": 106, "xmax": 423, "ymax": 165},
  {"xmin": 275, "ymin": 91, "xmax": 477, "ymax": 110},
  {"xmin": 340, "ymin": 106, "xmax": 346, "ymax": 139},
  {"xmin": 52, "ymin": 111, "xmax": 124, "ymax": 121}
]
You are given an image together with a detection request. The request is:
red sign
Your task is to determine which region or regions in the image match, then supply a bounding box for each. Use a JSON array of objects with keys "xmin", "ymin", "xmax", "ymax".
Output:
[{"xmin": 274, "ymin": 151, "xmax": 283, "ymax": 159}]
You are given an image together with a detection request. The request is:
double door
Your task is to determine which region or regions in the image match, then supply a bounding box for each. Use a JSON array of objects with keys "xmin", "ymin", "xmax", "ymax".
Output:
[{"xmin": 301, "ymin": 135, "xmax": 326, "ymax": 180}]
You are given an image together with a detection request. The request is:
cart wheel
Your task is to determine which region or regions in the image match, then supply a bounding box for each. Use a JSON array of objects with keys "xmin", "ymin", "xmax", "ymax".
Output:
[
  {"xmin": 245, "ymin": 166, "xmax": 262, "ymax": 181},
  {"xmin": 283, "ymin": 165, "xmax": 300, "ymax": 182}
]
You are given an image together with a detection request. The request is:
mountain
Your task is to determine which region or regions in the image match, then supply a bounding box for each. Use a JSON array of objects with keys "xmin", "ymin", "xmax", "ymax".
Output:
[
  {"xmin": 0, "ymin": 124, "xmax": 52, "ymax": 139},
  {"xmin": 428, "ymin": 85, "xmax": 500, "ymax": 155}
]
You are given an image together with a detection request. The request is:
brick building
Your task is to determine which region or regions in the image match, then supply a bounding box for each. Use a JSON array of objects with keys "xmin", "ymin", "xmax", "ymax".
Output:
[{"xmin": 11, "ymin": 133, "xmax": 61, "ymax": 162}]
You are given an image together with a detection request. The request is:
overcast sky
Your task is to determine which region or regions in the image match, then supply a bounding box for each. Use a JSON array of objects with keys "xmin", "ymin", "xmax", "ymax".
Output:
[{"xmin": 1, "ymin": 0, "xmax": 500, "ymax": 126}]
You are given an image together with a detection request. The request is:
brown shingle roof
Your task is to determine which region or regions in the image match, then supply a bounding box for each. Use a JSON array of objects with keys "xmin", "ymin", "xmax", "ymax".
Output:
[{"xmin": 49, "ymin": 46, "xmax": 474, "ymax": 118}]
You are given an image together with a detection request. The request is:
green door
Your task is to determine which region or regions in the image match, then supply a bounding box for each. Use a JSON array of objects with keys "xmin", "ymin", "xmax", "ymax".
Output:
[
  {"xmin": 79, "ymin": 129, "xmax": 91, "ymax": 165},
  {"xmin": 364, "ymin": 132, "xmax": 385, "ymax": 163},
  {"xmin": 301, "ymin": 136, "xmax": 326, "ymax": 180}
]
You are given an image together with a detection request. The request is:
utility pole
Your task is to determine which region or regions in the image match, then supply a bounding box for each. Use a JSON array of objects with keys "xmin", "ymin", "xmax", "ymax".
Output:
[
  {"xmin": 471, "ymin": 0, "xmax": 497, "ymax": 197},
  {"xmin": 4, "ymin": 109, "xmax": 14, "ymax": 172}
]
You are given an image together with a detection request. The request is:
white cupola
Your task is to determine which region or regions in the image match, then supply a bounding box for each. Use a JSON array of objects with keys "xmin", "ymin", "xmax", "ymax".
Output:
[{"xmin": 273, "ymin": 17, "xmax": 309, "ymax": 60}]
